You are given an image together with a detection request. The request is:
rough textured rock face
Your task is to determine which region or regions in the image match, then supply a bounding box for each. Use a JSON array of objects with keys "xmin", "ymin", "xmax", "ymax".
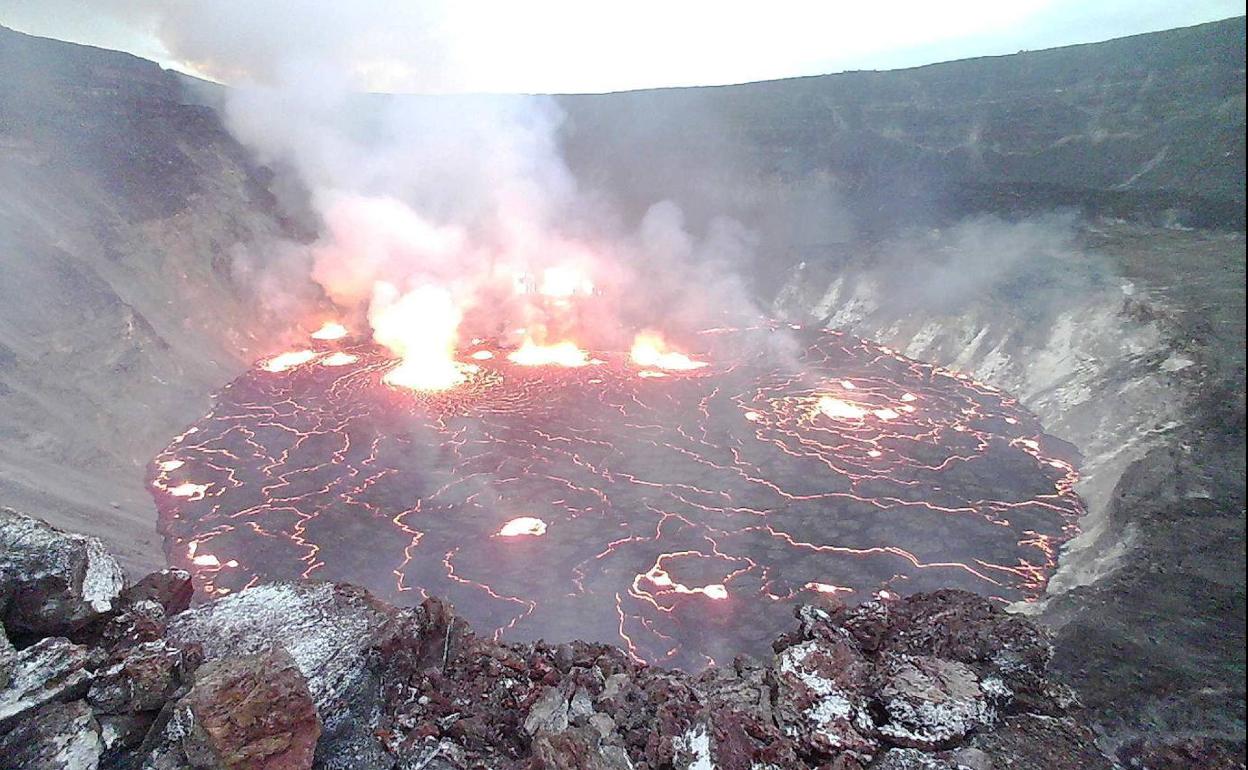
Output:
[
  {"xmin": 559, "ymin": 18, "xmax": 1245, "ymax": 233},
  {"xmin": 0, "ymin": 636, "xmax": 93, "ymax": 732},
  {"xmin": 0, "ymin": 507, "xmax": 127, "ymax": 637},
  {"xmin": 0, "ymin": 509, "xmax": 1117, "ymax": 770},
  {"xmin": 0, "ymin": 699, "xmax": 103, "ymax": 770},
  {"xmin": 177, "ymin": 647, "xmax": 320, "ymax": 770}
]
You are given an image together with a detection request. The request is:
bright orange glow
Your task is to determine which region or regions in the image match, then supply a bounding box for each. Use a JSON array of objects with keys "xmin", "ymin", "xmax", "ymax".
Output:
[
  {"xmin": 263, "ymin": 350, "xmax": 317, "ymax": 373},
  {"xmin": 167, "ymin": 482, "xmax": 209, "ymax": 499},
  {"xmin": 320, "ymin": 352, "xmax": 359, "ymax": 367},
  {"xmin": 629, "ymin": 331, "xmax": 707, "ymax": 371},
  {"xmin": 384, "ymin": 360, "xmax": 470, "ymax": 391},
  {"xmin": 158, "ymin": 459, "xmax": 184, "ymax": 472},
  {"xmin": 508, "ymin": 339, "xmax": 591, "ymax": 368},
  {"xmin": 498, "ymin": 516, "xmax": 548, "ymax": 537},
  {"xmin": 470, "ymin": 350, "xmax": 495, "ymax": 360},
  {"xmin": 873, "ymin": 408, "xmax": 901, "ymax": 421},
  {"xmin": 817, "ymin": 396, "xmax": 867, "ymax": 420},
  {"xmin": 901, "ymin": 393, "xmax": 917, "ymax": 402},
  {"xmin": 310, "ymin": 321, "xmax": 349, "ymax": 341},
  {"xmin": 643, "ymin": 565, "xmax": 729, "ymax": 600},
  {"xmin": 538, "ymin": 265, "xmax": 594, "ymax": 298},
  {"xmin": 372, "ymin": 283, "xmax": 467, "ymax": 391},
  {"xmin": 804, "ymin": 581, "xmax": 852, "ymax": 594},
  {"xmin": 744, "ymin": 411, "xmax": 762, "ymax": 422},
  {"xmin": 637, "ymin": 370, "xmax": 668, "ymax": 378}
]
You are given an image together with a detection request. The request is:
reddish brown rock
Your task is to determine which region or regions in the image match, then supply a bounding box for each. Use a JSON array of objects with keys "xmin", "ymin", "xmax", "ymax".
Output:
[
  {"xmin": 177, "ymin": 646, "xmax": 320, "ymax": 770},
  {"xmin": 88, "ymin": 637, "xmax": 199, "ymax": 714},
  {"xmin": 773, "ymin": 638, "xmax": 878, "ymax": 762},
  {"xmin": 124, "ymin": 569, "xmax": 195, "ymax": 616}
]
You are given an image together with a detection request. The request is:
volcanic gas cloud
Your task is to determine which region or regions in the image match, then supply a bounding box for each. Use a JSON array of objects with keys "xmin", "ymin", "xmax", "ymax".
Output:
[{"xmin": 151, "ymin": 304, "xmax": 1081, "ymax": 669}]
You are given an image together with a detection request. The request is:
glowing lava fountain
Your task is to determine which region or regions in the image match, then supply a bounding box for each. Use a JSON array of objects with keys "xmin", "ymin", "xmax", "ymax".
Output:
[{"xmin": 151, "ymin": 324, "xmax": 1082, "ymax": 669}]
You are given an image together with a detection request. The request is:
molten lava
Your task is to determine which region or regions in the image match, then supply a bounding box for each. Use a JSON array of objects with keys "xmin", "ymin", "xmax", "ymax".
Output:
[
  {"xmin": 817, "ymin": 395, "xmax": 868, "ymax": 421},
  {"xmin": 507, "ymin": 339, "xmax": 592, "ymax": 367},
  {"xmin": 310, "ymin": 321, "xmax": 349, "ymax": 341},
  {"xmin": 630, "ymin": 331, "xmax": 708, "ymax": 371},
  {"xmin": 371, "ymin": 283, "xmax": 468, "ymax": 391},
  {"xmin": 151, "ymin": 324, "xmax": 1083, "ymax": 670},
  {"xmin": 262, "ymin": 350, "xmax": 317, "ymax": 373},
  {"xmin": 498, "ymin": 517, "xmax": 548, "ymax": 537}
]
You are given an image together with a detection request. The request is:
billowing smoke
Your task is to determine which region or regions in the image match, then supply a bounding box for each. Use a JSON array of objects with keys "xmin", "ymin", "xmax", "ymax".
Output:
[{"xmin": 172, "ymin": 12, "xmax": 755, "ymax": 373}]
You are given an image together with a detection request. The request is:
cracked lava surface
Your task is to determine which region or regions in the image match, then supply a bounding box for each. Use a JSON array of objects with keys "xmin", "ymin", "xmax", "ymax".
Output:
[{"xmin": 150, "ymin": 324, "xmax": 1082, "ymax": 669}]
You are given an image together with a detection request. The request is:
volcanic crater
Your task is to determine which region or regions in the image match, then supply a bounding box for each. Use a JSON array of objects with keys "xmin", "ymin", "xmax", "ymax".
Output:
[{"xmin": 151, "ymin": 323, "xmax": 1082, "ymax": 669}]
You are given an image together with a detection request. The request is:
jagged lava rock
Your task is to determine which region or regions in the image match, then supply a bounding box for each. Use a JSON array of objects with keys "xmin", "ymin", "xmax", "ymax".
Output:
[
  {"xmin": 772, "ymin": 638, "xmax": 878, "ymax": 761},
  {"xmin": 872, "ymin": 655, "xmax": 990, "ymax": 750},
  {"xmin": 0, "ymin": 636, "xmax": 93, "ymax": 732},
  {"xmin": 0, "ymin": 623, "xmax": 15, "ymax": 689},
  {"xmin": 88, "ymin": 637, "xmax": 199, "ymax": 714},
  {"xmin": 123, "ymin": 569, "xmax": 194, "ymax": 616},
  {"xmin": 0, "ymin": 508, "xmax": 126, "ymax": 637},
  {"xmin": 177, "ymin": 646, "xmax": 320, "ymax": 770},
  {"xmin": 165, "ymin": 581, "xmax": 395, "ymax": 769},
  {"xmin": 0, "ymin": 699, "xmax": 102, "ymax": 770}
]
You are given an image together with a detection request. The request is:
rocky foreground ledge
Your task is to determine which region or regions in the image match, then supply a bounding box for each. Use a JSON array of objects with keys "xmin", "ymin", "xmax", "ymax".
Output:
[{"xmin": 0, "ymin": 507, "xmax": 1210, "ymax": 770}]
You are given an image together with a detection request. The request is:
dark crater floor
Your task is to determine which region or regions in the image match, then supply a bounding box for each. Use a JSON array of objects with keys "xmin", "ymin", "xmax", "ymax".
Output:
[{"xmin": 151, "ymin": 325, "xmax": 1082, "ymax": 669}]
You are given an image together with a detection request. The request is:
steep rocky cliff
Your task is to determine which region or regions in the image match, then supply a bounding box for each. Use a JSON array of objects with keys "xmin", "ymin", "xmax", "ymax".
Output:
[{"xmin": 0, "ymin": 27, "xmax": 307, "ymax": 571}]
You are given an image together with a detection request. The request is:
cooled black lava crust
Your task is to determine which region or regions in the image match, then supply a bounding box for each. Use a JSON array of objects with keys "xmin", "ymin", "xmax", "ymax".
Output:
[{"xmin": 151, "ymin": 325, "xmax": 1082, "ymax": 669}]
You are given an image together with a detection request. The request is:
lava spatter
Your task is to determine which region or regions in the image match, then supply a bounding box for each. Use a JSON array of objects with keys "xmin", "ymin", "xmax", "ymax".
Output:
[{"xmin": 150, "ymin": 325, "xmax": 1082, "ymax": 670}]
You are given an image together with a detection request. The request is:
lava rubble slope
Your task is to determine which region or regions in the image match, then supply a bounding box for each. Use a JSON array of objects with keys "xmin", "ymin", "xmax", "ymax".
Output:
[{"xmin": 0, "ymin": 506, "xmax": 1168, "ymax": 770}]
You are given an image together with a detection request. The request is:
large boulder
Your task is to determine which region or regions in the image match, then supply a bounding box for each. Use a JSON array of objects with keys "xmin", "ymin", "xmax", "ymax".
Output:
[
  {"xmin": 772, "ymin": 638, "xmax": 878, "ymax": 762},
  {"xmin": 0, "ymin": 699, "xmax": 102, "ymax": 770},
  {"xmin": 165, "ymin": 581, "xmax": 396, "ymax": 768},
  {"xmin": 0, "ymin": 508, "xmax": 127, "ymax": 637},
  {"xmin": 178, "ymin": 646, "xmax": 321, "ymax": 770},
  {"xmin": 123, "ymin": 569, "xmax": 194, "ymax": 616},
  {"xmin": 873, "ymin": 655, "xmax": 991, "ymax": 750},
  {"xmin": 0, "ymin": 636, "xmax": 93, "ymax": 732}
]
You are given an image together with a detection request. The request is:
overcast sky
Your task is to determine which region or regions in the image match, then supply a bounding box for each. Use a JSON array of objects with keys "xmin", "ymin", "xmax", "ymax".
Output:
[{"xmin": 0, "ymin": 1, "xmax": 1241, "ymax": 93}]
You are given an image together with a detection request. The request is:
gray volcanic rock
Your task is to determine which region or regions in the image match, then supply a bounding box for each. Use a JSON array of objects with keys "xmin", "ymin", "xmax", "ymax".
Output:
[
  {"xmin": 873, "ymin": 656, "xmax": 989, "ymax": 750},
  {"xmin": 0, "ymin": 699, "xmax": 103, "ymax": 770},
  {"xmin": 0, "ymin": 623, "xmax": 14, "ymax": 689},
  {"xmin": 165, "ymin": 581, "xmax": 396, "ymax": 769},
  {"xmin": 0, "ymin": 25, "xmax": 307, "ymax": 574},
  {"xmin": 0, "ymin": 636, "xmax": 93, "ymax": 733},
  {"xmin": 968, "ymin": 713, "xmax": 1114, "ymax": 770},
  {"xmin": 0, "ymin": 507, "xmax": 127, "ymax": 637}
]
